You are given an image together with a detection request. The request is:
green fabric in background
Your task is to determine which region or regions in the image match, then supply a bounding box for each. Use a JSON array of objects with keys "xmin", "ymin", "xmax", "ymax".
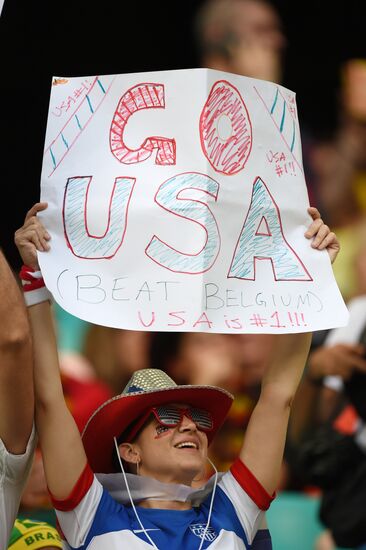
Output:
[
  {"xmin": 267, "ymin": 491, "xmax": 348, "ymax": 550},
  {"xmin": 53, "ymin": 302, "xmax": 90, "ymax": 353}
]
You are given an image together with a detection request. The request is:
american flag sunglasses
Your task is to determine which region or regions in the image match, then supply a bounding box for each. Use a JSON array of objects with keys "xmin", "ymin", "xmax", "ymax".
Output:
[{"xmin": 151, "ymin": 405, "xmax": 213, "ymax": 432}]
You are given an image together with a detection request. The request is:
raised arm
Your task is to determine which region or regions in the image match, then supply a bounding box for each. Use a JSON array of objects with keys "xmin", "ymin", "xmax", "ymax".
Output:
[
  {"xmin": 0, "ymin": 249, "xmax": 33, "ymax": 453},
  {"xmin": 14, "ymin": 202, "xmax": 88, "ymax": 499},
  {"xmin": 239, "ymin": 207, "xmax": 340, "ymax": 495}
]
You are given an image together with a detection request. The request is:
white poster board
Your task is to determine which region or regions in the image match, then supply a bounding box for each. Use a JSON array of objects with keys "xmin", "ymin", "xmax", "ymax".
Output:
[{"xmin": 38, "ymin": 68, "xmax": 349, "ymax": 333}]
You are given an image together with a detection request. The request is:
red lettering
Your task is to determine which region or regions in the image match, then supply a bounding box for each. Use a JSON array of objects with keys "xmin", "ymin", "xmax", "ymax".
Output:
[
  {"xmin": 199, "ymin": 80, "xmax": 252, "ymax": 175},
  {"xmin": 109, "ymin": 83, "xmax": 176, "ymax": 165}
]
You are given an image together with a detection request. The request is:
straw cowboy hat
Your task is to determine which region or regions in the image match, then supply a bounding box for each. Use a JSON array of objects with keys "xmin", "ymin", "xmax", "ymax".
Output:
[{"xmin": 82, "ymin": 368, "xmax": 234, "ymax": 474}]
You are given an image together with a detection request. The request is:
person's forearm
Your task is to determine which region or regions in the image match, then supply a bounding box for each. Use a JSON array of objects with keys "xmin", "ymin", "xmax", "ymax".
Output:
[
  {"xmin": 241, "ymin": 389, "xmax": 290, "ymax": 494},
  {"xmin": 27, "ymin": 299, "xmax": 88, "ymax": 499},
  {"xmin": 0, "ymin": 250, "xmax": 34, "ymax": 451},
  {"xmin": 239, "ymin": 332, "xmax": 311, "ymax": 494},
  {"xmin": 28, "ymin": 300, "xmax": 64, "ymax": 406},
  {"xmin": 261, "ymin": 333, "xmax": 312, "ymax": 400},
  {"xmin": 0, "ymin": 251, "xmax": 32, "ymax": 356},
  {"xmin": 14, "ymin": 204, "xmax": 89, "ymax": 499}
]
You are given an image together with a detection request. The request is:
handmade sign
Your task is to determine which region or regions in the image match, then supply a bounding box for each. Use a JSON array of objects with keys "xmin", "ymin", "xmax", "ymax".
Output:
[{"xmin": 38, "ymin": 68, "xmax": 349, "ymax": 333}]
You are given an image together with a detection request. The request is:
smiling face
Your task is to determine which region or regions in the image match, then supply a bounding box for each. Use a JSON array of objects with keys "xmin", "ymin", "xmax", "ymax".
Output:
[{"xmin": 118, "ymin": 403, "xmax": 209, "ymax": 486}]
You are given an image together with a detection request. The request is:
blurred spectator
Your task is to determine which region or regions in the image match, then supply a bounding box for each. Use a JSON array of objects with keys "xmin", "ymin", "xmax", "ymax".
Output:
[
  {"xmin": 59, "ymin": 350, "xmax": 113, "ymax": 433},
  {"xmin": 193, "ymin": 0, "xmax": 286, "ymax": 83},
  {"xmin": 82, "ymin": 325, "xmax": 152, "ymax": 394},
  {"xmin": 284, "ymin": 243, "xmax": 366, "ymax": 548},
  {"xmin": 150, "ymin": 331, "xmax": 241, "ymax": 388},
  {"xmin": 287, "ymin": 241, "xmax": 366, "ymax": 472},
  {"xmin": 307, "ymin": 58, "xmax": 366, "ymax": 301},
  {"xmin": 294, "ymin": 298, "xmax": 366, "ymax": 549}
]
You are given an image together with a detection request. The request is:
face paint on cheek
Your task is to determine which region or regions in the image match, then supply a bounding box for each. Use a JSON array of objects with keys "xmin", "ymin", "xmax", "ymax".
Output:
[{"xmin": 154, "ymin": 425, "xmax": 173, "ymax": 439}]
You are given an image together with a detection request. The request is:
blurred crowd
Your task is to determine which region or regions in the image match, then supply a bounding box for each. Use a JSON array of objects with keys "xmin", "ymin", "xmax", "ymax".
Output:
[{"xmin": 9, "ymin": 1, "xmax": 366, "ymax": 549}]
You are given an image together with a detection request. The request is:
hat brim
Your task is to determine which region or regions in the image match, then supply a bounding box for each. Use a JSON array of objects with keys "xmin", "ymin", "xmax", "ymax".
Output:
[{"xmin": 82, "ymin": 385, "xmax": 233, "ymax": 474}]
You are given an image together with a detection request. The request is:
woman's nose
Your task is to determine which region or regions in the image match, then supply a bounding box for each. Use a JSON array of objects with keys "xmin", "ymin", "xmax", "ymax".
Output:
[{"xmin": 179, "ymin": 414, "xmax": 197, "ymax": 431}]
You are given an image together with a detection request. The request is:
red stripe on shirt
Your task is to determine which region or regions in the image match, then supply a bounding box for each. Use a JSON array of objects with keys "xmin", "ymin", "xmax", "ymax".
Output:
[
  {"xmin": 50, "ymin": 462, "xmax": 94, "ymax": 511},
  {"xmin": 230, "ymin": 458, "xmax": 275, "ymax": 510}
]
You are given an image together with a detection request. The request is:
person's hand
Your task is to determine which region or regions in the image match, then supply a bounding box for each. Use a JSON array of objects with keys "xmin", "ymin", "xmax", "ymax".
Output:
[
  {"xmin": 307, "ymin": 343, "xmax": 366, "ymax": 382},
  {"xmin": 305, "ymin": 207, "xmax": 340, "ymax": 264},
  {"xmin": 14, "ymin": 202, "xmax": 50, "ymax": 270}
]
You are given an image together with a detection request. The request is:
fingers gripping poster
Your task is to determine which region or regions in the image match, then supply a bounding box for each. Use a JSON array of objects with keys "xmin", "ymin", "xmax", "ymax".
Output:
[{"xmin": 39, "ymin": 68, "xmax": 349, "ymax": 333}]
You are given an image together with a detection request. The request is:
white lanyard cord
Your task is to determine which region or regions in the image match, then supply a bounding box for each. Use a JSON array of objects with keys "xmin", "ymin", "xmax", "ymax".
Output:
[
  {"xmin": 197, "ymin": 456, "xmax": 218, "ymax": 550},
  {"xmin": 114, "ymin": 437, "xmax": 159, "ymax": 549}
]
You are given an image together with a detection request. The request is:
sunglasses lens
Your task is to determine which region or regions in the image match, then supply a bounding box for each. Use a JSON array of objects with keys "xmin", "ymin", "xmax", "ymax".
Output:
[
  {"xmin": 154, "ymin": 406, "xmax": 213, "ymax": 431},
  {"xmin": 189, "ymin": 408, "xmax": 213, "ymax": 431},
  {"xmin": 154, "ymin": 406, "xmax": 182, "ymax": 426}
]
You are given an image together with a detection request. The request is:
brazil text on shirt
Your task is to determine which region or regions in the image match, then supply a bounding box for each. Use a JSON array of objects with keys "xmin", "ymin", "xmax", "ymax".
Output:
[
  {"xmin": 51, "ymin": 458, "xmax": 274, "ymax": 549},
  {"xmin": 9, "ymin": 518, "xmax": 62, "ymax": 548}
]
